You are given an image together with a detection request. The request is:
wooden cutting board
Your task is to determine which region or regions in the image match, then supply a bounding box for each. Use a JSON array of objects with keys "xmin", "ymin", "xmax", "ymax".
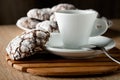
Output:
[{"xmin": 6, "ymin": 47, "xmax": 120, "ymax": 76}]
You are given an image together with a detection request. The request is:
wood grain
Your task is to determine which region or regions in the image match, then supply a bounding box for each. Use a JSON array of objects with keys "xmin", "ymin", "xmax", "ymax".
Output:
[{"xmin": 6, "ymin": 48, "xmax": 120, "ymax": 76}]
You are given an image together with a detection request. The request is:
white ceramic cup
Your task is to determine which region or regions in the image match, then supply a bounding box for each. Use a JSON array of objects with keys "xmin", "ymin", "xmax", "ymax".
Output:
[{"xmin": 55, "ymin": 9, "xmax": 108, "ymax": 49}]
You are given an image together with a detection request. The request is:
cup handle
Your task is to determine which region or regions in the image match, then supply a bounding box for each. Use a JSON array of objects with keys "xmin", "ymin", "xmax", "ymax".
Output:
[{"xmin": 90, "ymin": 18, "xmax": 109, "ymax": 37}]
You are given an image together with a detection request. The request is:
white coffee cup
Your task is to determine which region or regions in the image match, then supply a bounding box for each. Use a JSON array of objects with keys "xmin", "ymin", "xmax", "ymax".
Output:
[{"xmin": 55, "ymin": 9, "xmax": 108, "ymax": 49}]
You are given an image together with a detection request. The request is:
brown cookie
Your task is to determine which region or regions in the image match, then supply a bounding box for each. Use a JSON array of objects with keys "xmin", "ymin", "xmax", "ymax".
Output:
[
  {"xmin": 16, "ymin": 17, "xmax": 40, "ymax": 31},
  {"xmin": 27, "ymin": 8, "xmax": 52, "ymax": 20},
  {"xmin": 36, "ymin": 20, "xmax": 59, "ymax": 33},
  {"xmin": 50, "ymin": 14, "xmax": 56, "ymax": 22},
  {"xmin": 6, "ymin": 30, "xmax": 50, "ymax": 60},
  {"xmin": 51, "ymin": 3, "xmax": 76, "ymax": 12}
]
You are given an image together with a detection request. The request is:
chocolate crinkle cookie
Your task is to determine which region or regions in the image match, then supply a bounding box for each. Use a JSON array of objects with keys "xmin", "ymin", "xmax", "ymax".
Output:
[
  {"xmin": 16, "ymin": 17, "xmax": 40, "ymax": 31},
  {"xmin": 36, "ymin": 20, "xmax": 59, "ymax": 33},
  {"xmin": 50, "ymin": 14, "xmax": 56, "ymax": 22},
  {"xmin": 6, "ymin": 30, "xmax": 50, "ymax": 60},
  {"xmin": 51, "ymin": 3, "xmax": 76, "ymax": 12},
  {"xmin": 27, "ymin": 8, "xmax": 52, "ymax": 20}
]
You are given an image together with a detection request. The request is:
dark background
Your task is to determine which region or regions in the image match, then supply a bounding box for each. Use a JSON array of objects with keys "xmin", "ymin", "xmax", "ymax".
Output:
[{"xmin": 0, "ymin": 0, "xmax": 120, "ymax": 25}]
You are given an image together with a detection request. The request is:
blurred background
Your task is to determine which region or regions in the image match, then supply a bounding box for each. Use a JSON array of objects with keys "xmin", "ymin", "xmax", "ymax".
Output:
[{"xmin": 0, "ymin": 0, "xmax": 120, "ymax": 25}]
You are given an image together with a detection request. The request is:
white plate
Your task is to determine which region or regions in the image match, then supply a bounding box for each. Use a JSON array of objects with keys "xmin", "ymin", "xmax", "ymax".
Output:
[{"xmin": 46, "ymin": 33, "xmax": 115, "ymax": 59}]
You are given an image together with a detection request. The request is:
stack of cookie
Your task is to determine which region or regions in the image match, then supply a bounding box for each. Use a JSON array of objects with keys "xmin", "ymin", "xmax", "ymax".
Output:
[
  {"xmin": 16, "ymin": 3, "xmax": 76, "ymax": 32},
  {"xmin": 6, "ymin": 3, "xmax": 76, "ymax": 60}
]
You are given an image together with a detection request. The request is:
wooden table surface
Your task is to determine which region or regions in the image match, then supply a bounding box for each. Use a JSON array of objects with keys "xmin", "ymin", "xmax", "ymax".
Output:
[{"xmin": 0, "ymin": 19, "xmax": 120, "ymax": 80}]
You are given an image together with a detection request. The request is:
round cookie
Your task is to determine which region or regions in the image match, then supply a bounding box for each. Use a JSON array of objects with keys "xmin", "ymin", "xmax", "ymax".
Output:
[
  {"xmin": 36, "ymin": 20, "xmax": 59, "ymax": 33},
  {"xmin": 50, "ymin": 14, "xmax": 56, "ymax": 22},
  {"xmin": 16, "ymin": 17, "xmax": 40, "ymax": 31},
  {"xmin": 6, "ymin": 30, "xmax": 50, "ymax": 60},
  {"xmin": 27, "ymin": 8, "xmax": 52, "ymax": 20},
  {"xmin": 51, "ymin": 3, "xmax": 76, "ymax": 12}
]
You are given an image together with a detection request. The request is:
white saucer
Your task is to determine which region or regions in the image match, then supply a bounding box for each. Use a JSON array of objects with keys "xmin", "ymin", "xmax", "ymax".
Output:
[{"xmin": 46, "ymin": 33, "xmax": 115, "ymax": 59}]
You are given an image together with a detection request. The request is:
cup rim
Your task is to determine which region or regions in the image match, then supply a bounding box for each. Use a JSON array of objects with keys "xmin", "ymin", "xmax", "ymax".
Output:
[{"xmin": 55, "ymin": 9, "xmax": 98, "ymax": 15}]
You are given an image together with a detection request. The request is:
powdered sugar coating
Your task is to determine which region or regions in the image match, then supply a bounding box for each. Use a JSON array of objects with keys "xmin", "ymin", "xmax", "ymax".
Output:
[
  {"xmin": 27, "ymin": 8, "xmax": 52, "ymax": 20},
  {"xmin": 6, "ymin": 30, "xmax": 50, "ymax": 60},
  {"xmin": 50, "ymin": 14, "xmax": 56, "ymax": 22},
  {"xmin": 51, "ymin": 3, "xmax": 76, "ymax": 12},
  {"xmin": 16, "ymin": 17, "xmax": 40, "ymax": 31},
  {"xmin": 36, "ymin": 20, "xmax": 59, "ymax": 33}
]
